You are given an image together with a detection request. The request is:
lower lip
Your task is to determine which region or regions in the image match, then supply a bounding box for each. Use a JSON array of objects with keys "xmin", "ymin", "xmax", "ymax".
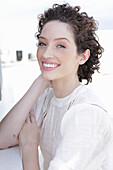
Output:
[{"xmin": 42, "ymin": 65, "xmax": 59, "ymax": 71}]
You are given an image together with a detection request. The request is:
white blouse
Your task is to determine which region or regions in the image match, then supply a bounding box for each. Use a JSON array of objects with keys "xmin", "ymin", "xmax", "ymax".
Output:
[{"xmin": 33, "ymin": 84, "xmax": 113, "ymax": 170}]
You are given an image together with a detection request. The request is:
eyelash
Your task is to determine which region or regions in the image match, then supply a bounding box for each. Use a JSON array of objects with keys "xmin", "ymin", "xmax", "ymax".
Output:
[
  {"xmin": 37, "ymin": 42, "xmax": 66, "ymax": 49},
  {"xmin": 57, "ymin": 44, "xmax": 66, "ymax": 48},
  {"xmin": 37, "ymin": 42, "xmax": 46, "ymax": 46}
]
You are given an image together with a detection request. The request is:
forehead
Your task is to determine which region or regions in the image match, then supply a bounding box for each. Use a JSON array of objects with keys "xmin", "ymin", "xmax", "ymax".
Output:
[{"xmin": 40, "ymin": 20, "xmax": 74, "ymax": 40}]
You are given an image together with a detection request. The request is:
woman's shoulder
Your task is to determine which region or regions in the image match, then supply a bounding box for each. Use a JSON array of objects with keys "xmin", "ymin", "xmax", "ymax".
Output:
[
  {"xmin": 33, "ymin": 88, "xmax": 53, "ymax": 114},
  {"xmin": 33, "ymin": 88, "xmax": 54, "ymax": 125},
  {"xmin": 35, "ymin": 88, "xmax": 54, "ymax": 104},
  {"xmin": 40, "ymin": 87, "xmax": 53, "ymax": 97},
  {"xmin": 60, "ymin": 102, "xmax": 113, "ymax": 142},
  {"xmin": 60, "ymin": 85, "xmax": 111, "ymax": 136},
  {"xmin": 76, "ymin": 84, "xmax": 107, "ymax": 112}
]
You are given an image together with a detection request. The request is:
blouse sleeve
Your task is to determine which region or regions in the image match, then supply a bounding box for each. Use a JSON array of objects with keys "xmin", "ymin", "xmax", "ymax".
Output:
[{"xmin": 48, "ymin": 104, "xmax": 113, "ymax": 170}]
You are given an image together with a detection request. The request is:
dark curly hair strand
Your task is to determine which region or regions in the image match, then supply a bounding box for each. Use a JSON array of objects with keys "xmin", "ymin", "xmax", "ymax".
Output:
[{"xmin": 36, "ymin": 3, "xmax": 104, "ymax": 84}]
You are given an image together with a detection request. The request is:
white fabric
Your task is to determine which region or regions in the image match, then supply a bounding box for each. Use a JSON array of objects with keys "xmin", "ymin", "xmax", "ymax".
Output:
[{"xmin": 33, "ymin": 84, "xmax": 113, "ymax": 170}]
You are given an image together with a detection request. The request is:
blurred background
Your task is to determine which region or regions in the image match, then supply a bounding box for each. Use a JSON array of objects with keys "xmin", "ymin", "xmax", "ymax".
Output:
[{"xmin": 0, "ymin": 0, "xmax": 113, "ymax": 121}]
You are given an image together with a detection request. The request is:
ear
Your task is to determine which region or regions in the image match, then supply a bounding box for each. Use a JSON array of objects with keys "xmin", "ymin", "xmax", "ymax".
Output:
[{"xmin": 79, "ymin": 49, "xmax": 90, "ymax": 65}]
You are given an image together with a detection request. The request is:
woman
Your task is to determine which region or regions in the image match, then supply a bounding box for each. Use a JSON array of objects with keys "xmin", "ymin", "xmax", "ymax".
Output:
[
  {"xmin": 0, "ymin": 52, "xmax": 2, "ymax": 100},
  {"xmin": 0, "ymin": 3, "xmax": 113, "ymax": 170}
]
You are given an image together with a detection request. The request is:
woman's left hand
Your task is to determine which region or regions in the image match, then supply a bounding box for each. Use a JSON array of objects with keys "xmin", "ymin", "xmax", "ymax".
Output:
[{"xmin": 19, "ymin": 110, "xmax": 40, "ymax": 149}]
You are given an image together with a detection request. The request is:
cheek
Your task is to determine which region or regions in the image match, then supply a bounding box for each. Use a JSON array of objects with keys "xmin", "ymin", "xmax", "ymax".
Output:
[
  {"xmin": 37, "ymin": 49, "xmax": 41, "ymax": 62},
  {"xmin": 57, "ymin": 50, "xmax": 69, "ymax": 62},
  {"xmin": 59, "ymin": 50, "xmax": 73, "ymax": 64}
]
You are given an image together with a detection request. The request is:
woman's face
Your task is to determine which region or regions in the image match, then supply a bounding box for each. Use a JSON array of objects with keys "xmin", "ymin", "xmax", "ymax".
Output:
[{"xmin": 37, "ymin": 20, "xmax": 82, "ymax": 81}]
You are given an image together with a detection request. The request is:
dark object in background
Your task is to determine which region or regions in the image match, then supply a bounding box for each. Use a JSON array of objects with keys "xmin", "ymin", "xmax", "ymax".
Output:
[
  {"xmin": 16, "ymin": 51, "xmax": 23, "ymax": 61},
  {"xmin": 28, "ymin": 53, "xmax": 32, "ymax": 60}
]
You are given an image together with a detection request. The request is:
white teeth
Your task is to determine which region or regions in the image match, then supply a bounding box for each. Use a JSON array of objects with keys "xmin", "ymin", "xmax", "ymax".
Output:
[{"xmin": 43, "ymin": 63, "xmax": 57, "ymax": 68}]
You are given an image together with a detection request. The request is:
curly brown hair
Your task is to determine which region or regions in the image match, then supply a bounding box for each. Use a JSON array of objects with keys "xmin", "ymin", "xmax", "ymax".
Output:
[{"xmin": 36, "ymin": 3, "xmax": 104, "ymax": 84}]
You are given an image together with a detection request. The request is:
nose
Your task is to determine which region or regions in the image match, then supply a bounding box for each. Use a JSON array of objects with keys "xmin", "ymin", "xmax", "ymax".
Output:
[{"xmin": 43, "ymin": 45, "xmax": 54, "ymax": 59}]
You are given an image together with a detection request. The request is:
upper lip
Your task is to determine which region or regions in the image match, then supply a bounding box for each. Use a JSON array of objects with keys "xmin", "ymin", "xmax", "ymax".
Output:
[{"xmin": 42, "ymin": 60, "xmax": 60, "ymax": 65}]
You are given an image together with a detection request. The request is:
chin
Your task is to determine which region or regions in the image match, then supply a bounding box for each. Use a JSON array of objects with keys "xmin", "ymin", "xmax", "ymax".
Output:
[{"xmin": 41, "ymin": 72, "xmax": 53, "ymax": 81}]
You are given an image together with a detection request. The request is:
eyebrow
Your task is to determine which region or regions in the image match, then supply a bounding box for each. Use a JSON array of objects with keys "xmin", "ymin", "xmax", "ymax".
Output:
[{"xmin": 39, "ymin": 36, "xmax": 70, "ymax": 43}]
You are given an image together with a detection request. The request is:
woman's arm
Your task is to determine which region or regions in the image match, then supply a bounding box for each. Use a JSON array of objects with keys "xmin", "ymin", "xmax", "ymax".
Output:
[
  {"xmin": 22, "ymin": 146, "xmax": 40, "ymax": 170},
  {"xmin": 19, "ymin": 111, "xmax": 40, "ymax": 170},
  {"xmin": 0, "ymin": 75, "xmax": 50, "ymax": 149}
]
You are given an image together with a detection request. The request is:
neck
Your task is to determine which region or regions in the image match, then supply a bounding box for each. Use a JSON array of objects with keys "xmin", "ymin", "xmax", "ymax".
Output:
[{"xmin": 52, "ymin": 74, "xmax": 80, "ymax": 98}]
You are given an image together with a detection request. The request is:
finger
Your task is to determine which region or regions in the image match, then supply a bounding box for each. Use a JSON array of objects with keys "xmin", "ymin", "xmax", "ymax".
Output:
[
  {"xmin": 29, "ymin": 109, "xmax": 34, "ymax": 115},
  {"xmin": 29, "ymin": 109, "xmax": 35, "ymax": 118},
  {"xmin": 25, "ymin": 114, "xmax": 31, "ymax": 124},
  {"xmin": 25, "ymin": 116, "xmax": 28, "ymax": 123},
  {"xmin": 30, "ymin": 113, "xmax": 37, "ymax": 124}
]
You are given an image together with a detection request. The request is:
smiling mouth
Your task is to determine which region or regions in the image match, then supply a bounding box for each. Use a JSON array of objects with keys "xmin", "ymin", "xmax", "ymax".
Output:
[{"xmin": 42, "ymin": 61, "xmax": 60, "ymax": 71}]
